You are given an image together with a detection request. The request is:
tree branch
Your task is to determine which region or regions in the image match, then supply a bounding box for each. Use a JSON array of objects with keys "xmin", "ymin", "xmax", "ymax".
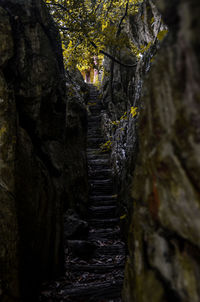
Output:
[
  {"xmin": 47, "ymin": 1, "xmax": 137, "ymax": 68},
  {"xmin": 116, "ymin": 0, "xmax": 129, "ymax": 37},
  {"xmin": 90, "ymin": 41, "xmax": 136, "ymax": 68}
]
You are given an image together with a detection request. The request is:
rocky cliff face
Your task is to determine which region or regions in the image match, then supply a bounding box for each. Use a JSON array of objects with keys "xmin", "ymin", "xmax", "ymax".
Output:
[
  {"xmin": 124, "ymin": 0, "xmax": 200, "ymax": 301},
  {"xmin": 65, "ymin": 70, "xmax": 89, "ymax": 216},
  {"xmin": 0, "ymin": 1, "xmax": 88, "ymax": 301},
  {"xmin": 101, "ymin": 0, "xmax": 166, "ymax": 238},
  {"xmin": 101, "ymin": 0, "xmax": 200, "ymax": 301}
]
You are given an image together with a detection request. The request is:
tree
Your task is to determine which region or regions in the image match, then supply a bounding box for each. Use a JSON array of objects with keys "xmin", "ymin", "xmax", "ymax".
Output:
[{"xmin": 45, "ymin": 0, "xmax": 143, "ymax": 70}]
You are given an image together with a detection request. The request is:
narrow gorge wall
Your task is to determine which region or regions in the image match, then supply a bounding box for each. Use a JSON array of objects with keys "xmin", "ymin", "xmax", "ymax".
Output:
[
  {"xmin": 101, "ymin": 0, "xmax": 165, "ymax": 238},
  {"xmin": 124, "ymin": 0, "xmax": 200, "ymax": 301},
  {"xmin": 0, "ymin": 1, "xmax": 88, "ymax": 301},
  {"xmin": 101, "ymin": 0, "xmax": 200, "ymax": 301}
]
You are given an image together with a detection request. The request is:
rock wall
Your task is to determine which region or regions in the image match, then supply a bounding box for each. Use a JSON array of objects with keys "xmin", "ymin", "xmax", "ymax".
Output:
[
  {"xmin": 101, "ymin": 0, "xmax": 165, "ymax": 238},
  {"xmin": 0, "ymin": 1, "xmax": 88, "ymax": 301},
  {"xmin": 123, "ymin": 0, "xmax": 200, "ymax": 301},
  {"xmin": 65, "ymin": 70, "xmax": 89, "ymax": 217},
  {"xmin": 101, "ymin": 0, "xmax": 200, "ymax": 301}
]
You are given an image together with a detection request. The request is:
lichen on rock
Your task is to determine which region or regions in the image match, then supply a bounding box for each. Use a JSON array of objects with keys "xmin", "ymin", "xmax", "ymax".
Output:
[
  {"xmin": 0, "ymin": 1, "xmax": 88, "ymax": 301},
  {"xmin": 100, "ymin": 0, "xmax": 200, "ymax": 301}
]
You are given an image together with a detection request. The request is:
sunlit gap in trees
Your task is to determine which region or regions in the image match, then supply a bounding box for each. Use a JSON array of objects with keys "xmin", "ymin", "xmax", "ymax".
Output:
[{"xmin": 45, "ymin": 0, "xmax": 147, "ymax": 84}]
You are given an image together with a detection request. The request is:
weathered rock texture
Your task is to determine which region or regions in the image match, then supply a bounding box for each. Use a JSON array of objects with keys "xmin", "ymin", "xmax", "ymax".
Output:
[
  {"xmin": 101, "ymin": 0, "xmax": 165, "ymax": 237},
  {"xmin": 0, "ymin": 1, "xmax": 88, "ymax": 301},
  {"xmin": 101, "ymin": 0, "xmax": 200, "ymax": 301},
  {"xmin": 123, "ymin": 0, "xmax": 200, "ymax": 301},
  {"xmin": 65, "ymin": 70, "xmax": 89, "ymax": 216}
]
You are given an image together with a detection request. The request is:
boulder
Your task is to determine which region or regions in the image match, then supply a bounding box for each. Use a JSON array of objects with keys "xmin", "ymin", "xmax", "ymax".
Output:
[{"xmin": 64, "ymin": 211, "xmax": 89, "ymax": 240}]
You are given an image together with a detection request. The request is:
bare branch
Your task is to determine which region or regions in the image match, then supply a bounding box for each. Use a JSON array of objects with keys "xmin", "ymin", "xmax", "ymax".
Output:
[
  {"xmin": 90, "ymin": 41, "xmax": 136, "ymax": 68},
  {"xmin": 116, "ymin": 0, "xmax": 129, "ymax": 37},
  {"xmin": 47, "ymin": 0, "xmax": 137, "ymax": 68}
]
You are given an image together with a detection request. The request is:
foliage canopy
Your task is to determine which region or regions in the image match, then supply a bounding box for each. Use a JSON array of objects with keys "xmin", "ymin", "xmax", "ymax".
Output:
[{"xmin": 45, "ymin": 0, "xmax": 143, "ymax": 70}]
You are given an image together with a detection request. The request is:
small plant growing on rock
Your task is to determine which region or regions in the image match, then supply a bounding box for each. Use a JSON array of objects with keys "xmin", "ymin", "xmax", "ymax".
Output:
[
  {"xmin": 0, "ymin": 125, "xmax": 7, "ymax": 138},
  {"xmin": 111, "ymin": 111, "xmax": 128, "ymax": 127},
  {"xmin": 100, "ymin": 140, "xmax": 112, "ymax": 152},
  {"xmin": 130, "ymin": 106, "xmax": 138, "ymax": 118},
  {"xmin": 120, "ymin": 214, "xmax": 126, "ymax": 220},
  {"xmin": 88, "ymin": 102, "xmax": 97, "ymax": 106}
]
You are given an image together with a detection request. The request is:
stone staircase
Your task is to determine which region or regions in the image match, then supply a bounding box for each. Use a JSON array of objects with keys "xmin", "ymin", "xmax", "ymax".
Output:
[
  {"xmin": 39, "ymin": 85, "xmax": 125, "ymax": 302},
  {"xmin": 83, "ymin": 84, "xmax": 125, "ymax": 301}
]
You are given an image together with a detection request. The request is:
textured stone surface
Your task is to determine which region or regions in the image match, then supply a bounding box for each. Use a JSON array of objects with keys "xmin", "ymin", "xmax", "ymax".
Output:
[
  {"xmin": 64, "ymin": 210, "xmax": 89, "ymax": 240},
  {"xmin": 121, "ymin": 0, "xmax": 200, "ymax": 301},
  {"xmin": 65, "ymin": 69, "xmax": 89, "ymax": 215},
  {"xmin": 0, "ymin": 1, "xmax": 88, "ymax": 301},
  {"xmin": 100, "ymin": 0, "xmax": 200, "ymax": 301},
  {"xmin": 101, "ymin": 0, "xmax": 165, "ymax": 240},
  {"xmin": 0, "ymin": 6, "xmax": 20, "ymax": 301}
]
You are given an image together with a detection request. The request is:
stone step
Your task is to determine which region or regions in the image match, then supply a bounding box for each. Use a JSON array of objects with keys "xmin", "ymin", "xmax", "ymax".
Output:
[
  {"xmin": 89, "ymin": 181, "xmax": 113, "ymax": 188},
  {"xmin": 88, "ymin": 123, "xmax": 101, "ymax": 127},
  {"xmin": 88, "ymin": 98, "xmax": 99, "ymax": 102},
  {"xmin": 87, "ymin": 145, "xmax": 104, "ymax": 150},
  {"xmin": 88, "ymin": 227, "xmax": 121, "ymax": 240},
  {"xmin": 88, "ymin": 158, "xmax": 111, "ymax": 164},
  {"xmin": 87, "ymin": 123, "xmax": 101, "ymax": 127},
  {"xmin": 89, "ymin": 169, "xmax": 111, "ymax": 175},
  {"xmin": 87, "ymin": 148, "xmax": 109, "ymax": 155},
  {"xmin": 89, "ymin": 205, "xmax": 117, "ymax": 211},
  {"xmin": 87, "ymin": 124, "xmax": 101, "ymax": 128},
  {"xmin": 87, "ymin": 134, "xmax": 102, "ymax": 139},
  {"xmin": 88, "ymin": 158, "xmax": 110, "ymax": 165},
  {"xmin": 57, "ymin": 280, "xmax": 123, "ymax": 300},
  {"xmin": 88, "ymin": 92, "xmax": 99, "ymax": 96},
  {"xmin": 87, "ymin": 119, "xmax": 101, "ymax": 125},
  {"xmin": 89, "ymin": 106, "xmax": 102, "ymax": 112},
  {"xmin": 88, "ymin": 162, "xmax": 111, "ymax": 168},
  {"xmin": 89, "ymin": 205, "xmax": 117, "ymax": 219},
  {"xmin": 65, "ymin": 263, "xmax": 124, "ymax": 274},
  {"xmin": 90, "ymin": 195, "xmax": 117, "ymax": 202},
  {"xmin": 88, "ymin": 169, "xmax": 112, "ymax": 179},
  {"xmin": 92, "ymin": 200, "xmax": 117, "ymax": 207},
  {"xmin": 89, "ymin": 182, "xmax": 113, "ymax": 189},
  {"xmin": 89, "ymin": 91, "xmax": 99, "ymax": 94},
  {"xmin": 89, "ymin": 166, "xmax": 111, "ymax": 171},
  {"xmin": 88, "ymin": 114, "xmax": 101, "ymax": 119},
  {"xmin": 88, "ymin": 110, "xmax": 102, "ymax": 115},
  {"xmin": 87, "ymin": 137, "xmax": 103, "ymax": 142},
  {"xmin": 89, "ymin": 108, "xmax": 102, "ymax": 113},
  {"xmin": 89, "ymin": 179, "xmax": 112, "ymax": 185},
  {"xmin": 87, "ymin": 137, "xmax": 104, "ymax": 144},
  {"xmin": 87, "ymin": 127, "xmax": 101, "ymax": 133},
  {"xmin": 88, "ymin": 115, "xmax": 101, "ymax": 121},
  {"xmin": 94, "ymin": 244, "xmax": 126, "ymax": 257},
  {"xmin": 87, "ymin": 129, "xmax": 102, "ymax": 135},
  {"xmin": 89, "ymin": 109, "xmax": 102, "ymax": 114},
  {"xmin": 88, "ymin": 161, "xmax": 111, "ymax": 167},
  {"xmin": 87, "ymin": 125, "xmax": 101, "ymax": 130},
  {"xmin": 87, "ymin": 154, "xmax": 109, "ymax": 160},
  {"xmin": 89, "ymin": 218, "xmax": 120, "ymax": 228},
  {"xmin": 87, "ymin": 143, "xmax": 105, "ymax": 149},
  {"xmin": 88, "ymin": 119, "xmax": 101, "ymax": 124},
  {"xmin": 89, "ymin": 92, "xmax": 99, "ymax": 96},
  {"xmin": 90, "ymin": 188, "xmax": 113, "ymax": 195}
]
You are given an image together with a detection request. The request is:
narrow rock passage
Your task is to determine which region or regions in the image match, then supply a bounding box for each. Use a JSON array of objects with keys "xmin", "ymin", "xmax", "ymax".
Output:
[
  {"xmin": 40, "ymin": 85, "xmax": 125, "ymax": 302},
  {"xmin": 85, "ymin": 84, "xmax": 126, "ymax": 301}
]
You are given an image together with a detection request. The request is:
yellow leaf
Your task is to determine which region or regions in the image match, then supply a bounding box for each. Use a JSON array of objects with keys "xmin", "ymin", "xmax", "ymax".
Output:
[
  {"xmin": 157, "ymin": 30, "xmax": 168, "ymax": 41},
  {"xmin": 130, "ymin": 106, "xmax": 138, "ymax": 118}
]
